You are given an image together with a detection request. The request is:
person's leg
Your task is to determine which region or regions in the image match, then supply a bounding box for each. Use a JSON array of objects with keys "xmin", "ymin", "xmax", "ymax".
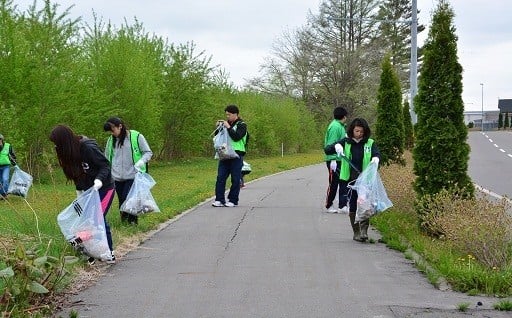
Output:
[
  {"xmin": 115, "ymin": 180, "xmax": 133, "ymax": 223},
  {"xmin": 324, "ymin": 161, "xmax": 339, "ymax": 210},
  {"xmin": 0, "ymin": 165, "xmax": 9, "ymax": 197},
  {"xmin": 227, "ymin": 157, "xmax": 243, "ymax": 205},
  {"xmin": 338, "ymin": 173, "xmax": 348, "ymax": 212},
  {"xmin": 215, "ymin": 160, "xmax": 230, "ymax": 203},
  {"xmin": 99, "ymin": 188, "xmax": 115, "ymax": 253},
  {"xmin": 348, "ymin": 187, "xmax": 363, "ymax": 241}
]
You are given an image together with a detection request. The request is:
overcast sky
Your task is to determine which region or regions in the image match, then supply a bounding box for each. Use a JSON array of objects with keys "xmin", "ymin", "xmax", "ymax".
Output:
[{"xmin": 14, "ymin": 0, "xmax": 512, "ymax": 111}]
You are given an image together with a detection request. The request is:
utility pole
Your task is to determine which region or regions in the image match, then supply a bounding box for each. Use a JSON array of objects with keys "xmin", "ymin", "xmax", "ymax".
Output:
[
  {"xmin": 410, "ymin": 0, "xmax": 418, "ymax": 124},
  {"xmin": 480, "ymin": 83, "xmax": 484, "ymax": 131}
]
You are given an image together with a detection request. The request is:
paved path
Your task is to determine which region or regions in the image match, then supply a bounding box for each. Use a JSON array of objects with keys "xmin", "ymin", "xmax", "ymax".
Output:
[{"xmin": 56, "ymin": 164, "xmax": 507, "ymax": 318}]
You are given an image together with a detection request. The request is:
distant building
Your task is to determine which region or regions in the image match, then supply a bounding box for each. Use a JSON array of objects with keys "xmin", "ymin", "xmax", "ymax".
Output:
[
  {"xmin": 498, "ymin": 99, "xmax": 512, "ymax": 113},
  {"xmin": 464, "ymin": 110, "xmax": 499, "ymax": 130}
]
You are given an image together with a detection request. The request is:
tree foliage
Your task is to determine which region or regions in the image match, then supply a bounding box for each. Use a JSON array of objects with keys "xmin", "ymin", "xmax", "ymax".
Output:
[
  {"xmin": 375, "ymin": 55, "xmax": 404, "ymax": 165},
  {"xmin": 412, "ymin": 0, "xmax": 473, "ymax": 198},
  {"xmin": 0, "ymin": 1, "xmax": 322, "ymax": 179}
]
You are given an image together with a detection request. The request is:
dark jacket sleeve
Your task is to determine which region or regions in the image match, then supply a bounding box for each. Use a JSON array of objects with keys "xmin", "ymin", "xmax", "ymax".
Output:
[
  {"xmin": 9, "ymin": 146, "xmax": 16, "ymax": 165},
  {"xmin": 228, "ymin": 120, "xmax": 247, "ymax": 142},
  {"xmin": 371, "ymin": 142, "xmax": 381, "ymax": 160},
  {"xmin": 324, "ymin": 138, "xmax": 345, "ymax": 155}
]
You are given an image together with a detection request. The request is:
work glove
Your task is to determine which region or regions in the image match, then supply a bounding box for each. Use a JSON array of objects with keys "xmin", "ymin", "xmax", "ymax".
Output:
[
  {"xmin": 334, "ymin": 143, "xmax": 344, "ymax": 157},
  {"xmin": 134, "ymin": 159, "xmax": 145, "ymax": 171},
  {"xmin": 329, "ymin": 160, "xmax": 337, "ymax": 172},
  {"xmin": 76, "ymin": 190, "xmax": 84, "ymax": 198},
  {"xmin": 371, "ymin": 157, "xmax": 380, "ymax": 165},
  {"xmin": 93, "ymin": 179, "xmax": 103, "ymax": 191}
]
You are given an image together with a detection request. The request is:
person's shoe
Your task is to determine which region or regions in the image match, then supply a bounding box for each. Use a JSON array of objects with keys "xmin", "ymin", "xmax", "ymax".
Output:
[
  {"xmin": 337, "ymin": 206, "xmax": 349, "ymax": 214},
  {"xmin": 326, "ymin": 206, "xmax": 338, "ymax": 213},
  {"xmin": 106, "ymin": 251, "xmax": 116, "ymax": 264},
  {"xmin": 87, "ymin": 257, "xmax": 96, "ymax": 265},
  {"xmin": 212, "ymin": 201, "xmax": 224, "ymax": 207},
  {"xmin": 224, "ymin": 201, "xmax": 237, "ymax": 207}
]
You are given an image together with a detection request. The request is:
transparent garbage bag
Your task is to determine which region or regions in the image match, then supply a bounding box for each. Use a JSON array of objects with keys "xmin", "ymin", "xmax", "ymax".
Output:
[
  {"xmin": 350, "ymin": 162, "xmax": 393, "ymax": 222},
  {"xmin": 57, "ymin": 188, "xmax": 111, "ymax": 261},
  {"xmin": 7, "ymin": 165, "xmax": 33, "ymax": 198},
  {"xmin": 241, "ymin": 161, "xmax": 252, "ymax": 175},
  {"xmin": 213, "ymin": 125, "xmax": 239, "ymax": 160},
  {"xmin": 120, "ymin": 171, "xmax": 160, "ymax": 215}
]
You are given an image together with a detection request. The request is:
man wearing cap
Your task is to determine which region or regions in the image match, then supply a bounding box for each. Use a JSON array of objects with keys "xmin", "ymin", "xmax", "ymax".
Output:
[{"xmin": 0, "ymin": 134, "xmax": 17, "ymax": 199}]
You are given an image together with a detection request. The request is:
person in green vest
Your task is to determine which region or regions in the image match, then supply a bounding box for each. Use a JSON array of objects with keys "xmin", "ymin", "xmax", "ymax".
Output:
[
  {"xmin": 324, "ymin": 118, "xmax": 380, "ymax": 242},
  {"xmin": 323, "ymin": 106, "xmax": 348, "ymax": 213},
  {"xmin": 212, "ymin": 105, "xmax": 248, "ymax": 207},
  {"xmin": 103, "ymin": 117, "xmax": 153, "ymax": 225},
  {"xmin": 0, "ymin": 134, "xmax": 17, "ymax": 199}
]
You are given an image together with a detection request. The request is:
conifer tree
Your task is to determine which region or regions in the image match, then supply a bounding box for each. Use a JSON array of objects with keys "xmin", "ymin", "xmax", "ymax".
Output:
[
  {"xmin": 505, "ymin": 113, "xmax": 509, "ymax": 130},
  {"xmin": 412, "ymin": 1, "xmax": 473, "ymax": 198},
  {"xmin": 498, "ymin": 112, "xmax": 503, "ymax": 130},
  {"xmin": 402, "ymin": 99, "xmax": 414, "ymax": 150},
  {"xmin": 375, "ymin": 55, "xmax": 405, "ymax": 165}
]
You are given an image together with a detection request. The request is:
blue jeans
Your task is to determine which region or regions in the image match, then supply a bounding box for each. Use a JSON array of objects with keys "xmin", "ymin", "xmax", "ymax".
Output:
[
  {"xmin": 0, "ymin": 165, "xmax": 10, "ymax": 196},
  {"xmin": 215, "ymin": 156, "xmax": 243, "ymax": 205}
]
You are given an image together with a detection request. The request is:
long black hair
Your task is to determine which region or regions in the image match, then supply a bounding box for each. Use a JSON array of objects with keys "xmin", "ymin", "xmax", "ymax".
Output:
[{"xmin": 49, "ymin": 125, "xmax": 84, "ymax": 182}]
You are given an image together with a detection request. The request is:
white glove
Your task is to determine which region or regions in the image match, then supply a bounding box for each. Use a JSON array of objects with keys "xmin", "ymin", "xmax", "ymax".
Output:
[
  {"xmin": 76, "ymin": 190, "xmax": 84, "ymax": 198},
  {"xmin": 371, "ymin": 157, "xmax": 380, "ymax": 165},
  {"xmin": 134, "ymin": 159, "xmax": 145, "ymax": 170},
  {"xmin": 329, "ymin": 160, "xmax": 337, "ymax": 171},
  {"xmin": 334, "ymin": 143, "xmax": 344, "ymax": 157},
  {"xmin": 93, "ymin": 179, "xmax": 103, "ymax": 191}
]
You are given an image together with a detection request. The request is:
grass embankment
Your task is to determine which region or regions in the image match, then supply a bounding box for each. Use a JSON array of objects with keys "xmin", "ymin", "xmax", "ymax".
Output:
[{"xmin": 2, "ymin": 150, "xmax": 512, "ymax": 317}]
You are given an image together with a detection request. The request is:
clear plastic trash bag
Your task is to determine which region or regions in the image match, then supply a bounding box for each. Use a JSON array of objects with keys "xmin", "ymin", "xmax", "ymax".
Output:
[
  {"xmin": 57, "ymin": 188, "xmax": 111, "ymax": 261},
  {"xmin": 350, "ymin": 162, "xmax": 393, "ymax": 222},
  {"xmin": 241, "ymin": 161, "xmax": 252, "ymax": 175},
  {"xmin": 213, "ymin": 125, "xmax": 239, "ymax": 160},
  {"xmin": 7, "ymin": 165, "xmax": 33, "ymax": 198},
  {"xmin": 120, "ymin": 172, "xmax": 160, "ymax": 215}
]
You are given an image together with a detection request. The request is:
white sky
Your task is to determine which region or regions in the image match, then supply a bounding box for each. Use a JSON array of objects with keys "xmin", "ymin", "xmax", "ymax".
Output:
[{"xmin": 13, "ymin": 0, "xmax": 512, "ymax": 111}]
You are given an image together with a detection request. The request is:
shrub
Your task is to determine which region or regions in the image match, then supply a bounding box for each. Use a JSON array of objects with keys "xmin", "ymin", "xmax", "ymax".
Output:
[{"xmin": 416, "ymin": 189, "xmax": 512, "ymax": 269}]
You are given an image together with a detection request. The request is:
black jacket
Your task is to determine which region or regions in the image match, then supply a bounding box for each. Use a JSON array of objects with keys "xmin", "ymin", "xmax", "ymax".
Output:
[
  {"xmin": 324, "ymin": 137, "xmax": 380, "ymax": 181},
  {"xmin": 75, "ymin": 137, "xmax": 114, "ymax": 191}
]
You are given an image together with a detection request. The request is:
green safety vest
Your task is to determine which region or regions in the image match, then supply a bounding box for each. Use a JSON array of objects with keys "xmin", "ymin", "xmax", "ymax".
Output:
[
  {"xmin": 0, "ymin": 143, "xmax": 12, "ymax": 166},
  {"xmin": 105, "ymin": 130, "xmax": 146, "ymax": 172},
  {"xmin": 340, "ymin": 139, "xmax": 374, "ymax": 181},
  {"xmin": 231, "ymin": 122, "xmax": 247, "ymax": 152}
]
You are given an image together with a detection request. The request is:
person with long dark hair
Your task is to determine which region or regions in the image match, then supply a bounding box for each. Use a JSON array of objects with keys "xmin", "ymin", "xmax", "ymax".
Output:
[
  {"xmin": 49, "ymin": 125, "xmax": 116, "ymax": 264},
  {"xmin": 324, "ymin": 118, "xmax": 380, "ymax": 242},
  {"xmin": 103, "ymin": 117, "xmax": 153, "ymax": 225}
]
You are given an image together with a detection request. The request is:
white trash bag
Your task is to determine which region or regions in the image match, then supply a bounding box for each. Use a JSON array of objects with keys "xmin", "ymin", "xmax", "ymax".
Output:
[
  {"xmin": 57, "ymin": 188, "xmax": 111, "ymax": 261},
  {"xmin": 213, "ymin": 125, "xmax": 239, "ymax": 160},
  {"xmin": 7, "ymin": 165, "xmax": 33, "ymax": 198},
  {"xmin": 120, "ymin": 171, "xmax": 160, "ymax": 215},
  {"xmin": 351, "ymin": 162, "xmax": 393, "ymax": 222}
]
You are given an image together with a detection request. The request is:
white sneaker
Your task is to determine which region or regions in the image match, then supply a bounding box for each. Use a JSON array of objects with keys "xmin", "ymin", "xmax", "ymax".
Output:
[
  {"xmin": 326, "ymin": 206, "xmax": 338, "ymax": 213},
  {"xmin": 212, "ymin": 201, "xmax": 224, "ymax": 207},
  {"xmin": 337, "ymin": 206, "xmax": 349, "ymax": 214},
  {"xmin": 106, "ymin": 251, "xmax": 116, "ymax": 264},
  {"xmin": 224, "ymin": 201, "xmax": 236, "ymax": 207}
]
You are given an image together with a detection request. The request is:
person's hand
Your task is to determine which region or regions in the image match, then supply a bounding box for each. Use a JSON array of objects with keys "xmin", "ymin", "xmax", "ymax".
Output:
[
  {"xmin": 334, "ymin": 143, "xmax": 344, "ymax": 157},
  {"xmin": 76, "ymin": 190, "xmax": 84, "ymax": 198},
  {"xmin": 93, "ymin": 179, "xmax": 103, "ymax": 191},
  {"xmin": 329, "ymin": 160, "xmax": 337, "ymax": 171},
  {"xmin": 134, "ymin": 159, "xmax": 145, "ymax": 171},
  {"xmin": 371, "ymin": 157, "xmax": 380, "ymax": 165}
]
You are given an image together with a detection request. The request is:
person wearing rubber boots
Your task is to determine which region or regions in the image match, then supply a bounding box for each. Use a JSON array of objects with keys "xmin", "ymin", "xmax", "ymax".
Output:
[{"xmin": 324, "ymin": 118, "xmax": 380, "ymax": 242}]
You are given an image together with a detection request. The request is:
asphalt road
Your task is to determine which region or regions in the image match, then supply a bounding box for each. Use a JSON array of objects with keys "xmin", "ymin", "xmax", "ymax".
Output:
[
  {"xmin": 468, "ymin": 130, "xmax": 512, "ymax": 198},
  {"xmin": 55, "ymin": 140, "xmax": 511, "ymax": 318}
]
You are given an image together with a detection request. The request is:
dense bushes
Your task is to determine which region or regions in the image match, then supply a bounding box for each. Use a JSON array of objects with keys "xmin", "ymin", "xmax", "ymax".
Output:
[{"xmin": 0, "ymin": 2, "xmax": 322, "ymax": 180}]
